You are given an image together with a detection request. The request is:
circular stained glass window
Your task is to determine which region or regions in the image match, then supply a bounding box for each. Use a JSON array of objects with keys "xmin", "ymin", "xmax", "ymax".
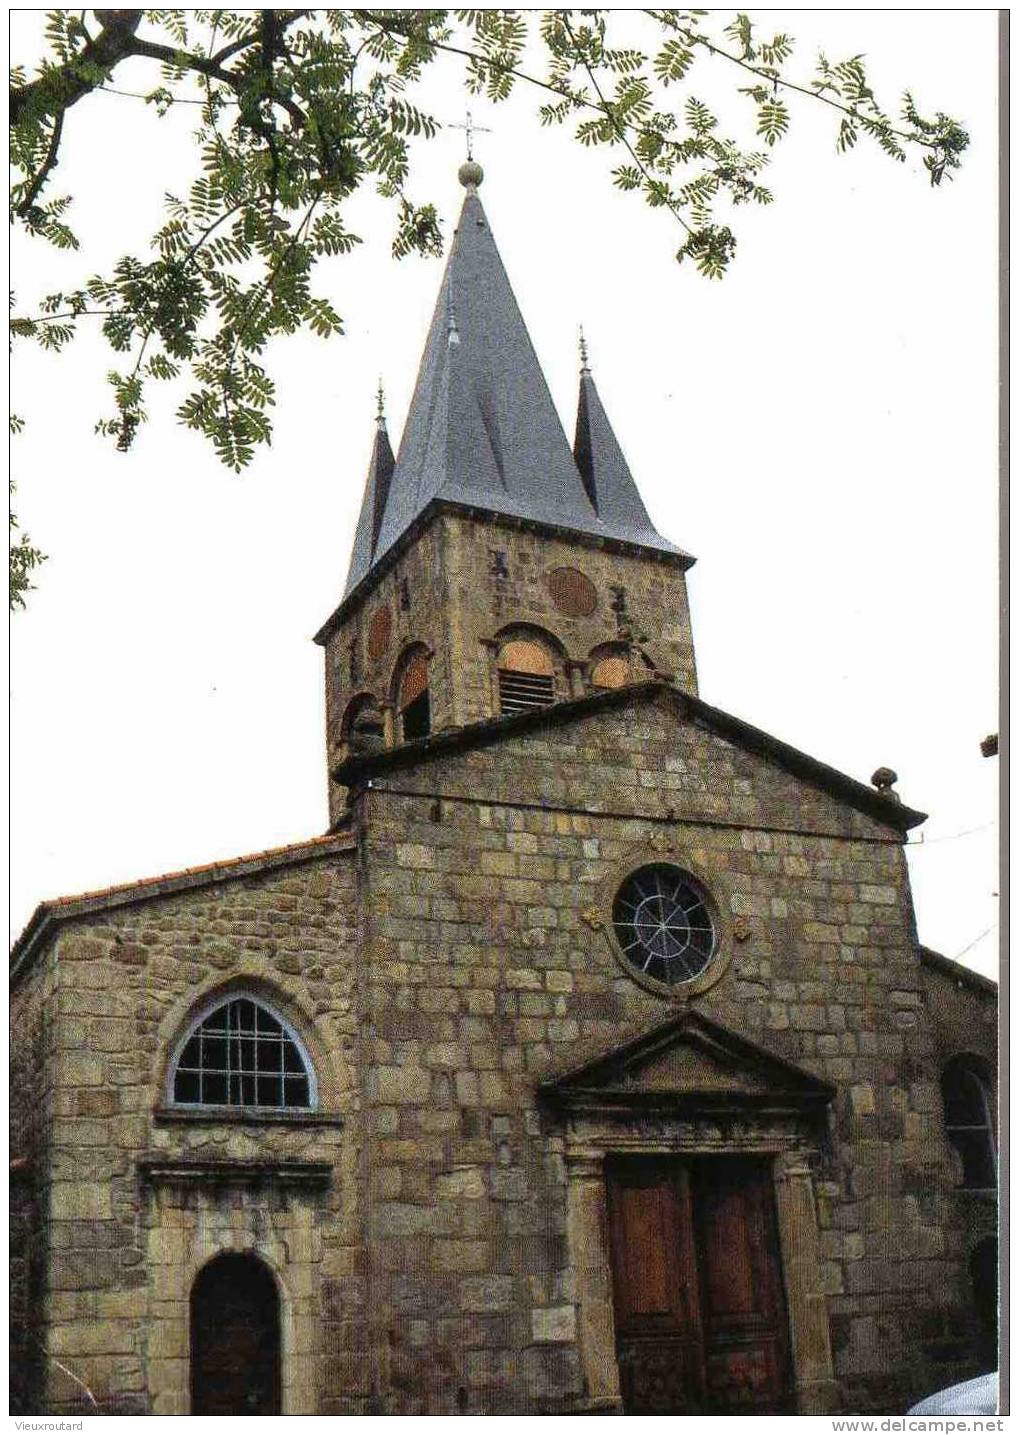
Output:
[{"xmin": 613, "ymin": 865, "xmax": 715, "ymax": 987}]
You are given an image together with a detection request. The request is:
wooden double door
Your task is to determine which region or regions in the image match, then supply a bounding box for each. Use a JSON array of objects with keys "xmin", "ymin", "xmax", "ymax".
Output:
[{"xmin": 606, "ymin": 1154, "xmax": 793, "ymax": 1415}]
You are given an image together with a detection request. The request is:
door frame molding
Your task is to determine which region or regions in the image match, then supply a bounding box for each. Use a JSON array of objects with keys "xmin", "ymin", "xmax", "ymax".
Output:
[
  {"xmin": 562, "ymin": 1116, "xmax": 840, "ymax": 1415},
  {"xmin": 139, "ymin": 1174, "xmax": 323, "ymax": 1415}
]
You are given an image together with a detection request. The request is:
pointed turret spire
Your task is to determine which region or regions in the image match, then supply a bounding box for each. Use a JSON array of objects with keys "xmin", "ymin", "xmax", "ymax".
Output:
[
  {"xmin": 573, "ymin": 348, "xmax": 665, "ymax": 546},
  {"xmin": 342, "ymin": 173, "xmax": 687, "ymax": 597},
  {"xmin": 344, "ymin": 387, "xmax": 397, "ymax": 593}
]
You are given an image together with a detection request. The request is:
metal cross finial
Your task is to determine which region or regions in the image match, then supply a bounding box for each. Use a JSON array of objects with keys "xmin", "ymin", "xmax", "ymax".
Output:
[
  {"xmin": 375, "ymin": 378, "xmax": 385, "ymax": 422},
  {"xmin": 450, "ymin": 108, "xmax": 492, "ymax": 161},
  {"xmin": 579, "ymin": 325, "xmax": 591, "ymax": 374}
]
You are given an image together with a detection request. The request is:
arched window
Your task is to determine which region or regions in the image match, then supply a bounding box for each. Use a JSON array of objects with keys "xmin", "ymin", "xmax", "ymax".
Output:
[
  {"xmin": 395, "ymin": 650, "xmax": 431, "ymax": 740},
  {"xmin": 941, "ymin": 1056, "xmax": 996, "ymax": 1190},
  {"xmin": 170, "ymin": 995, "xmax": 315, "ymax": 1110},
  {"xmin": 497, "ymin": 639, "xmax": 555, "ymax": 714}
]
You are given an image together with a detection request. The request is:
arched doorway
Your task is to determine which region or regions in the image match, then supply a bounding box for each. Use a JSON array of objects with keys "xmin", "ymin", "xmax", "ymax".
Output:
[{"xmin": 190, "ymin": 1253, "xmax": 282, "ymax": 1415}]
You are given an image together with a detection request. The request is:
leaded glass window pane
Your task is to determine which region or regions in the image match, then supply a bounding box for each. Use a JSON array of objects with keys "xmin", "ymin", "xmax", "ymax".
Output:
[
  {"xmin": 613, "ymin": 864, "xmax": 716, "ymax": 987},
  {"xmin": 172, "ymin": 998, "xmax": 313, "ymax": 1109}
]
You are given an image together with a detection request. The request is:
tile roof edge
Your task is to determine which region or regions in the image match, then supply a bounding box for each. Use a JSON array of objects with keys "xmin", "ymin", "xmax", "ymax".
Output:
[
  {"xmin": 10, "ymin": 831, "xmax": 356, "ymax": 987},
  {"xmin": 919, "ymin": 944, "xmax": 998, "ymax": 995}
]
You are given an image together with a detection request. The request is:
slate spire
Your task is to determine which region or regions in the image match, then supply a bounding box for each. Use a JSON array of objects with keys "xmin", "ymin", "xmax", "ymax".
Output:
[
  {"xmin": 573, "ymin": 338, "xmax": 665, "ymax": 547},
  {"xmin": 344, "ymin": 389, "xmax": 396, "ymax": 593},
  {"xmin": 343, "ymin": 166, "xmax": 685, "ymax": 597}
]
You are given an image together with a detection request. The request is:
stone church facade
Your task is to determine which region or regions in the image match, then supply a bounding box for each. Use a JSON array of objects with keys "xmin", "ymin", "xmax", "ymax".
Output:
[{"xmin": 10, "ymin": 167, "xmax": 997, "ymax": 1417}]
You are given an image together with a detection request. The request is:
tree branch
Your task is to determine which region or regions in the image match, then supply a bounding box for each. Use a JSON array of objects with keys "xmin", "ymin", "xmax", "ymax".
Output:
[
  {"xmin": 10, "ymin": 9, "xmax": 143, "ymax": 125},
  {"xmin": 562, "ymin": 14, "xmax": 693, "ymax": 236},
  {"xmin": 15, "ymin": 107, "xmax": 64, "ymax": 216},
  {"xmin": 645, "ymin": 9, "xmax": 942, "ymax": 153},
  {"xmin": 10, "ymin": 10, "xmax": 309, "ymax": 138}
]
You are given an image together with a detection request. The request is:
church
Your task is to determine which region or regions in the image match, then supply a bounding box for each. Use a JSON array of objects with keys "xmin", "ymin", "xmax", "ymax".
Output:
[{"xmin": 10, "ymin": 161, "xmax": 997, "ymax": 1417}]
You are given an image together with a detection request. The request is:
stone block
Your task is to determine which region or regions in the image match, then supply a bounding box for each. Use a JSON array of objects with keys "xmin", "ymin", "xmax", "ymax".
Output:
[
  {"xmin": 859, "ymin": 885, "xmax": 897, "ymax": 906},
  {"xmin": 430, "ymin": 1240, "xmax": 489, "ymax": 1272},
  {"xmin": 459, "ymin": 1275, "xmax": 515, "ymax": 1312},
  {"xmin": 373, "ymin": 1066, "xmax": 431, "ymax": 1103},
  {"xmin": 505, "ymin": 969, "xmax": 542, "ymax": 990},
  {"xmin": 531, "ymin": 1305, "xmax": 576, "ymax": 1343},
  {"xmin": 436, "ymin": 1167, "xmax": 486, "ymax": 1201},
  {"xmin": 51, "ymin": 1183, "xmax": 112, "ymax": 1221},
  {"xmin": 850, "ymin": 1085, "xmax": 876, "ymax": 1117},
  {"xmin": 61, "ymin": 1051, "xmax": 104, "ymax": 1087}
]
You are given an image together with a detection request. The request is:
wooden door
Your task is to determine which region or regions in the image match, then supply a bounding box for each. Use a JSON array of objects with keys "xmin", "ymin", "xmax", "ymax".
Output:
[
  {"xmin": 605, "ymin": 1157, "xmax": 707, "ymax": 1413},
  {"xmin": 190, "ymin": 1253, "xmax": 282, "ymax": 1416},
  {"xmin": 606, "ymin": 1155, "xmax": 791, "ymax": 1415}
]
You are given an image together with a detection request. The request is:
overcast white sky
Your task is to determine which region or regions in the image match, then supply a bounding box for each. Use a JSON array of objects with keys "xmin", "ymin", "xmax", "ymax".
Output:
[{"xmin": 9, "ymin": 11, "xmax": 999, "ymax": 978}]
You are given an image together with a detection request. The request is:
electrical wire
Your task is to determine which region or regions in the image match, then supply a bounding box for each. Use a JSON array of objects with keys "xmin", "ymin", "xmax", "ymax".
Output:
[
  {"xmin": 908, "ymin": 820, "xmax": 997, "ymax": 847},
  {"xmin": 952, "ymin": 924, "xmax": 998, "ymax": 963}
]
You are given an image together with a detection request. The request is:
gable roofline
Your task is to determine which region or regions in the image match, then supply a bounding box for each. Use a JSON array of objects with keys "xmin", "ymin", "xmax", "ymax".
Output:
[
  {"xmin": 538, "ymin": 1007, "xmax": 835, "ymax": 1108},
  {"xmin": 919, "ymin": 944, "xmax": 998, "ymax": 996},
  {"xmin": 10, "ymin": 831, "xmax": 356, "ymax": 989},
  {"xmin": 314, "ymin": 496, "xmax": 695, "ymax": 646},
  {"xmin": 334, "ymin": 679, "xmax": 926, "ymax": 833}
]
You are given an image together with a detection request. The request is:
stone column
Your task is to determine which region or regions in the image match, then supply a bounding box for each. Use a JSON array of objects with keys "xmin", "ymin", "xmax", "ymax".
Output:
[
  {"xmin": 565, "ymin": 1151, "xmax": 622, "ymax": 1411},
  {"xmin": 773, "ymin": 1153, "xmax": 840, "ymax": 1414}
]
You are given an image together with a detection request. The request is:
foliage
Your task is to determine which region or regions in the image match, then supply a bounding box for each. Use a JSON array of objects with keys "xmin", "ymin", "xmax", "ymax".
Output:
[
  {"xmin": 9, "ymin": 10, "xmax": 968, "ymax": 601},
  {"xmin": 10, "ymin": 465, "xmax": 46, "ymax": 611}
]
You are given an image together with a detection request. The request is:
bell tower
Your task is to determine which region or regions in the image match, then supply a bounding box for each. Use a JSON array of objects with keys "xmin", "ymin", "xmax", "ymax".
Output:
[{"xmin": 315, "ymin": 163, "xmax": 699, "ymax": 825}]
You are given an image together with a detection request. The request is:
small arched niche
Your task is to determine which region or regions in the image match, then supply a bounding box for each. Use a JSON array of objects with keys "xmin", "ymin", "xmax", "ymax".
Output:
[
  {"xmin": 191, "ymin": 1252, "xmax": 281, "ymax": 1415},
  {"xmin": 392, "ymin": 645, "xmax": 431, "ymax": 741},
  {"xmin": 340, "ymin": 691, "xmax": 385, "ymax": 757}
]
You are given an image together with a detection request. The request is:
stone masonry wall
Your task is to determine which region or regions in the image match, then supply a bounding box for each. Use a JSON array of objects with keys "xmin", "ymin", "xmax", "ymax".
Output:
[
  {"xmin": 10, "ymin": 943, "xmax": 58, "ymax": 1414},
  {"xmin": 322, "ymin": 512, "xmax": 697, "ymax": 825},
  {"xmin": 14, "ymin": 849, "xmax": 366, "ymax": 1416},
  {"xmin": 442, "ymin": 512, "xmax": 698, "ymax": 727},
  {"xmin": 919, "ymin": 961, "xmax": 998, "ymax": 1362},
  {"xmin": 354, "ymin": 694, "xmax": 983, "ymax": 1413},
  {"xmin": 324, "ymin": 521, "xmax": 447, "ymax": 824}
]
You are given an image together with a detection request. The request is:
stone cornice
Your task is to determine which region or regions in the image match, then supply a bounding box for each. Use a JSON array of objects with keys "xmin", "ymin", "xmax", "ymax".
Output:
[
  {"xmin": 335, "ymin": 680, "xmax": 926, "ymax": 835},
  {"xmin": 313, "ymin": 498, "xmax": 696, "ymax": 647},
  {"xmin": 137, "ymin": 1156, "xmax": 332, "ymax": 1188}
]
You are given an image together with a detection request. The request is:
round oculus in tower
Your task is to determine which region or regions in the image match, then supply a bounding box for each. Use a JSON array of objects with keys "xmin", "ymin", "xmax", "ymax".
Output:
[{"xmin": 547, "ymin": 566, "xmax": 598, "ymax": 617}]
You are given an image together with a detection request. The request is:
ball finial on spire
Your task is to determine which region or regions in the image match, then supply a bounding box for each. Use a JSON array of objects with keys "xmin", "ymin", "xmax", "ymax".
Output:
[
  {"xmin": 579, "ymin": 325, "xmax": 591, "ymax": 374},
  {"xmin": 375, "ymin": 378, "xmax": 386, "ymax": 425}
]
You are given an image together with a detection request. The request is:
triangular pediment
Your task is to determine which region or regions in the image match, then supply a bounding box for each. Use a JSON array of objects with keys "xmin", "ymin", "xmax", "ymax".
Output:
[
  {"xmin": 334, "ymin": 681, "xmax": 925, "ymax": 833},
  {"xmin": 539, "ymin": 1010, "xmax": 834, "ymax": 1114}
]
